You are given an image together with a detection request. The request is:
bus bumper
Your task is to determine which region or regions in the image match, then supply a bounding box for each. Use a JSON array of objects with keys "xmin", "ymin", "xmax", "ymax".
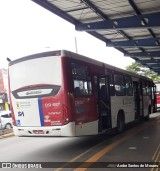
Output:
[{"xmin": 13, "ymin": 122, "xmax": 76, "ymax": 137}]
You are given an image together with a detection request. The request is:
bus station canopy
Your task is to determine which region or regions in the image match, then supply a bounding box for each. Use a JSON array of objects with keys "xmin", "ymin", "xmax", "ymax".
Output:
[{"xmin": 32, "ymin": 0, "xmax": 160, "ymax": 74}]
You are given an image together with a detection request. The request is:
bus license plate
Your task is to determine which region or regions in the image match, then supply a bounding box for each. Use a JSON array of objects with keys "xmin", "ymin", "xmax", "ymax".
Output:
[{"xmin": 33, "ymin": 130, "xmax": 44, "ymax": 134}]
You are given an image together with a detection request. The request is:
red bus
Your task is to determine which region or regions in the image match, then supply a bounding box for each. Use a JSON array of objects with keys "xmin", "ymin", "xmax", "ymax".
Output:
[{"xmin": 8, "ymin": 50, "xmax": 156, "ymax": 136}]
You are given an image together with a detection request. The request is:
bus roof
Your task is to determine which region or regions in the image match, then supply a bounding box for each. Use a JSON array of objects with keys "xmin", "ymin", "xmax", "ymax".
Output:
[{"xmin": 9, "ymin": 49, "xmax": 153, "ymax": 82}]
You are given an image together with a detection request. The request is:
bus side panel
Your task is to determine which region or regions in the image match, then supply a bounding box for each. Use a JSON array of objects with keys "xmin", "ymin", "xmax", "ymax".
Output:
[
  {"xmin": 74, "ymin": 97, "xmax": 97, "ymax": 124},
  {"xmin": 110, "ymin": 96, "xmax": 135, "ymax": 128},
  {"xmin": 75, "ymin": 97, "xmax": 98, "ymax": 134},
  {"xmin": 156, "ymin": 93, "xmax": 160, "ymax": 108},
  {"xmin": 143, "ymin": 96, "xmax": 151, "ymax": 117},
  {"xmin": 64, "ymin": 59, "xmax": 98, "ymax": 136},
  {"xmin": 63, "ymin": 57, "xmax": 99, "ymax": 124}
]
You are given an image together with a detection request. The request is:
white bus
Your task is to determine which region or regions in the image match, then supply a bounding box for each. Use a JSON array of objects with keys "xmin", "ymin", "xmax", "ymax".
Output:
[{"xmin": 8, "ymin": 50, "xmax": 156, "ymax": 136}]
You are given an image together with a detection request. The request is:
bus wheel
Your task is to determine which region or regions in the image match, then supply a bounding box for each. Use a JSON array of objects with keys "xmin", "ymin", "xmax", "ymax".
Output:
[
  {"xmin": 117, "ymin": 114, "xmax": 125, "ymax": 133},
  {"xmin": 5, "ymin": 123, "xmax": 12, "ymax": 129}
]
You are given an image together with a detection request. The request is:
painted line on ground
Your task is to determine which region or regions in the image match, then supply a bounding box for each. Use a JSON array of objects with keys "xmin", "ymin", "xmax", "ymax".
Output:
[
  {"xmin": 0, "ymin": 133, "xmax": 15, "ymax": 139},
  {"xmin": 55, "ymin": 122, "xmax": 153, "ymax": 171},
  {"xmin": 151, "ymin": 144, "xmax": 160, "ymax": 171},
  {"xmin": 74, "ymin": 123, "xmax": 154, "ymax": 171},
  {"xmin": 152, "ymin": 144, "xmax": 160, "ymax": 161},
  {"xmin": 54, "ymin": 136, "xmax": 113, "ymax": 171},
  {"xmin": 74, "ymin": 137, "xmax": 126, "ymax": 171}
]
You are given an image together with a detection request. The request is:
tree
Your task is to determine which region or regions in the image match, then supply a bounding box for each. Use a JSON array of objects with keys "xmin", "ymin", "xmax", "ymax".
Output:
[{"xmin": 125, "ymin": 62, "xmax": 160, "ymax": 81}]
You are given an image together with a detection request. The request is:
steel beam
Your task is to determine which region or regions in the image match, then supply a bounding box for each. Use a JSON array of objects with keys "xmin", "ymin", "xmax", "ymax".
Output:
[
  {"xmin": 148, "ymin": 64, "xmax": 160, "ymax": 68},
  {"xmin": 125, "ymin": 51, "xmax": 160, "ymax": 57},
  {"xmin": 136, "ymin": 59, "xmax": 160, "ymax": 63},
  {"xmin": 107, "ymin": 37, "xmax": 160, "ymax": 47},
  {"xmin": 81, "ymin": 0, "xmax": 108, "ymax": 20},
  {"xmin": 128, "ymin": 0, "xmax": 157, "ymax": 38},
  {"xmin": 76, "ymin": 12, "xmax": 160, "ymax": 31}
]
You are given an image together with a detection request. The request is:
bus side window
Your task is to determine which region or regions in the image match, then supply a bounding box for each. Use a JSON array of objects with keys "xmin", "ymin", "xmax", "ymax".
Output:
[
  {"xmin": 114, "ymin": 74, "xmax": 126, "ymax": 96},
  {"xmin": 125, "ymin": 76, "xmax": 133, "ymax": 96},
  {"xmin": 108, "ymin": 72, "xmax": 115, "ymax": 96},
  {"xmin": 74, "ymin": 80, "xmax": 86, "ymax": 96},
  {"xmin": 75, "ymin": 87, "xmax": 81, "ymax": 96},
  {"xmin": 142, "ymin": 81, "xmax": 147, "ymax": 96},
  {"xmin": 88, "ymin": 81, "xmax": 92, "ymax": 94},
  {"xmin": 72, "ymin": 63, "xmax": 92, "ymax": 96},
  {"xmin": 110, "ymin": 86, "xmax": 115, "ymax": 96},
  {"xmin": 100, "ymin": 85, "xmax": 107, "ymax": 101}
]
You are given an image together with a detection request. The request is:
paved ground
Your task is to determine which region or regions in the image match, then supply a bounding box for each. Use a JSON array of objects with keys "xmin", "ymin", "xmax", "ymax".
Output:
[
  {"xmin": 0, "ymin": 129, "xmax": 14, "ymax": 139},
  {"xmin": 73, "ymin": 113, "xmax": 160, "ymax": 171},
  {"xmin": 0, "ymin": 113, "xmax": 160, "ymax": 171}
]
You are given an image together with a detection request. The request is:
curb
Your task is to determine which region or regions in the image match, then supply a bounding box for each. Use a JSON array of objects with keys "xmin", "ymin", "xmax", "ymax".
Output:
[{"xmin": 0, "ymin": 133, "xmax": 15, "ymax": 139}]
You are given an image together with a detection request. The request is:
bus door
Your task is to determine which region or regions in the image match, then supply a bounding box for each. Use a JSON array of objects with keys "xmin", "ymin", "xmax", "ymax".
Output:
[
  {"xmin": 98, "ymin": 76, "xmax": 111, "ymax": 131},
  {"xmin": 133, "ymin": 81, "xmax": 142, "ymax": 119}
]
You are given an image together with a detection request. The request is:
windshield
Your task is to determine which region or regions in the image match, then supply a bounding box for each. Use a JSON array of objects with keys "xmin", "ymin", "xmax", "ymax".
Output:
[{"xmin": 9, "ymin": 56, "xmax": 62, "ymax": 91}]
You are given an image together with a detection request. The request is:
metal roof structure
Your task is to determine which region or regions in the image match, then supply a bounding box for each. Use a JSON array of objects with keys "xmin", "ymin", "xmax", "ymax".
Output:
[{"xmin": 32, "ymin": 0, "xmax": 160, "ymax": 74}]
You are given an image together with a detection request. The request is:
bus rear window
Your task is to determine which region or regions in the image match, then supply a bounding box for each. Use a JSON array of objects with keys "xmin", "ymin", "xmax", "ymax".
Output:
[{"xmin": 9, "ymin": 56, "xmax": 62, "ymax": 92}]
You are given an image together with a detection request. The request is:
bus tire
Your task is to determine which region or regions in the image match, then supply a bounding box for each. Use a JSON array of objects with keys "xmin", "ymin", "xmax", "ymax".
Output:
[
  {"xmin": 5, "ymin": 123, "xmax": 12, "ymax": 129},
  {"xmin": 116, "ymin": 112, "xmax": 125, "ymax": 133}
]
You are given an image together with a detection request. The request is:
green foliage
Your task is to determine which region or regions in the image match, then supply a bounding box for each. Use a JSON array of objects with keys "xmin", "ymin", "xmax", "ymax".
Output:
[{"xmin": 125, "ymin": 62, "xmax": 160, "ymax": 81}]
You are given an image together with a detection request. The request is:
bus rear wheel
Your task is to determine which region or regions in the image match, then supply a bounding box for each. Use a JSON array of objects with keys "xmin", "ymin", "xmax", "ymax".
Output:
[{"xmin": 117, "ymin": 114, "xmax": 125, "ymax": 133}]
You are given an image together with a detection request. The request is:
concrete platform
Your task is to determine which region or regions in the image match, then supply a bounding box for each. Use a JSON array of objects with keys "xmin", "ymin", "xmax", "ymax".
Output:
[{"xmin": 72, "ymin": 113, "xmax": 160, "ymax": 171}]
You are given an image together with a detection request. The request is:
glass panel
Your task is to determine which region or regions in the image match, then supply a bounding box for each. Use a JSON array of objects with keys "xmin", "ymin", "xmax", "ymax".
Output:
[
  {"xmin": 125, "ymin": 76, "xmax": 133, "ymax": 96},
  {"xmin": 114, "ymin": 74, "xmax": 125, "ymax": 96},
  {"xmin": 108, "ymin": 73, "xmax": 115, "ymax": 96},
  {"xmin": 72, "ymin": 63, "xmax": 92, "ymax": 96},
  {"xmin": 74, "ymin": 80, "xmax": 92, "ymax": 96},
  {"xmin": 142, "ymin": 81, "xmax": 147, "ymax": 96}
]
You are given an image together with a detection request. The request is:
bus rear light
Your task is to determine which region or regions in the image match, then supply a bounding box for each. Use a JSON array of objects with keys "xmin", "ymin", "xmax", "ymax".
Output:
[{"xmin": 62, "ymin": 105, "xmax": 69, "ymax": 121}]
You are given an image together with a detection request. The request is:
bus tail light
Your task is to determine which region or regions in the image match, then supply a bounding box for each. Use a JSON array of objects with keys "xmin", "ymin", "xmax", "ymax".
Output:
[{"xmin": 63, "ymin": 105, "xmax": 69, "ymax": 121}]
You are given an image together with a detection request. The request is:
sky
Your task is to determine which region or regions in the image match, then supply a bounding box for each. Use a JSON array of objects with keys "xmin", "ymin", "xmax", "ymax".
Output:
[{"xmin": 0, "ymin": 0, "xmax": 134, "ymax": 69}]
